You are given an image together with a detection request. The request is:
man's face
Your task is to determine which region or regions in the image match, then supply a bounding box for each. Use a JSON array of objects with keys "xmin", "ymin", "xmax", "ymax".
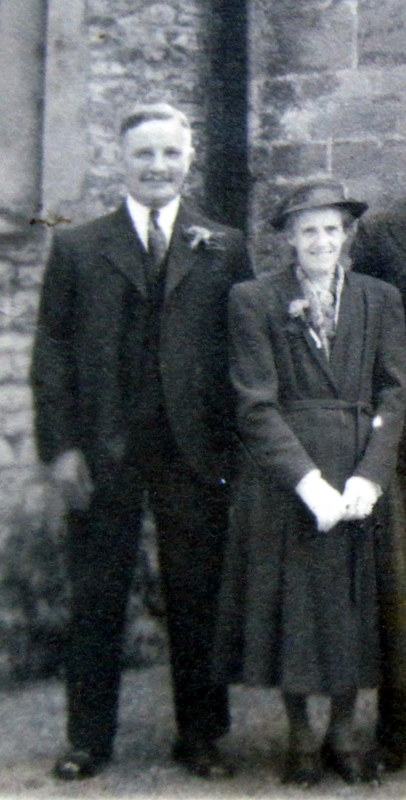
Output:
[
  {"xmin": 287, "ymin": 207, "xmax": 348, "ymax": 278},
  {"xmin": 121, "ymin": 118, "xmax": 194, "ymax": 208}
]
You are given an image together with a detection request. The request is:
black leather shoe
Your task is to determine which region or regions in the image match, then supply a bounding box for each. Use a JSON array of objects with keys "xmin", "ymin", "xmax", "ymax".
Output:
[
  {"xmin": 53, "ymin": 749, "xmax": 110, "ymax": 780},
  {"xmin": 282, "ymin": 749, "xmax": 322, "ymax": 787},
  {"xmin": 321, "ymin": 741, "xmax": 368, "ymax": 784},
  {"xmin": 172, "ymin": 737, "xmax": 234, "ymax": 778},
  {"xmin": 377, "ymin": 731, "xmax": 406, "ymax": 771},
  {"xmin": 363, "ymin": 743, "xmax": 383, "ymax": 782}
]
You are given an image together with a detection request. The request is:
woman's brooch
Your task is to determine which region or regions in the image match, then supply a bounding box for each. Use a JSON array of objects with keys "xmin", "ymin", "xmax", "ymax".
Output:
[
  {"xmin": 182, "ymin": 225, "xmax": 226, "ymax": 251},
  {"xmin": 288, "ymin": 298, "xmax": 310, "ymax": 322},
  {"xmin": 287, "ymin": 298, "xmax": 323, "ymax": 349}
]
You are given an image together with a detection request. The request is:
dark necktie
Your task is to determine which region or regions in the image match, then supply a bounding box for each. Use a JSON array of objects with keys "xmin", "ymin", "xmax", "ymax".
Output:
[{"xmin": 147, "ymin": 208, "xmax": 167, "ymax": 281}]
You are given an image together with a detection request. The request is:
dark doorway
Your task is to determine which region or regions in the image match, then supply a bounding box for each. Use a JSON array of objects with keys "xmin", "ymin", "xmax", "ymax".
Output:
[{"xmin": 204, "ymin": 0, "xmax": 249, "ymax": 232}]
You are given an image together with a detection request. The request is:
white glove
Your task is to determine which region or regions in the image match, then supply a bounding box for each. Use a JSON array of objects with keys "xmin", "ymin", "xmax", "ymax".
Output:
[
  {"xmin": 341, "ymin": 476, "xmax": 382, "ymax": 521},
  {"xmin": 48, "ymin": 448, "xmax": 94, "ymax": 512},
  {"xmin": 295, "ymin": 469, "xmax": 346, "ymax": 532}
]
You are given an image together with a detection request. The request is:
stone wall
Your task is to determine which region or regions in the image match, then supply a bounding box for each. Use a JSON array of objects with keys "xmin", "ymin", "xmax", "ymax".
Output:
[
  {"xmin": 87, "ymin": 0, "xmax": 208, "ymax": 204},
  {"xmin": 2, "ymin": 0, "xmax": 406, "ymax": 681},
  {"xmin": 43, "ymin": 0, "xmax": 211, "ymax": 224},
  {"xmin": 249, "ymin": 0, "xmax": 406, "ymax": 269},
  {"xmin": 0, "ymin": 231, "xmax": 52, "ymax": 683}
]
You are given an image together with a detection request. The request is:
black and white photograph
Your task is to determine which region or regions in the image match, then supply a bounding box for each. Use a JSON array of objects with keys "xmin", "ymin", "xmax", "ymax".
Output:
[{"xmin": 1, "ymin": 2, "xmax": 406, "ymax": 799}]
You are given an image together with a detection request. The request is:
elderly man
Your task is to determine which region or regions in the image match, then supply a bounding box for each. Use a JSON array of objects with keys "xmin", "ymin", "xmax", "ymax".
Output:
[
  {"xmin": 352, "ymin": 206, "xmax": 406, "ymax": 771},
  {"xmin": 31, "ymin": 102, "xmax": 252, "ymax": 780}
]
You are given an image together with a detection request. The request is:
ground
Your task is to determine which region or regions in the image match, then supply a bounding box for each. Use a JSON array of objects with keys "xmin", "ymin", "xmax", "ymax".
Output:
[{"xmin": 1, "ymin": 665, "xmax": 406, "ymax": 800}]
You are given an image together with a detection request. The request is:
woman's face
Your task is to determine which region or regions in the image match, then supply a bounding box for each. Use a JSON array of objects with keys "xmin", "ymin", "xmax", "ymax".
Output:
[{"xmin": 287, "ymin": 207, "xmax": 348, "ymax": 279}]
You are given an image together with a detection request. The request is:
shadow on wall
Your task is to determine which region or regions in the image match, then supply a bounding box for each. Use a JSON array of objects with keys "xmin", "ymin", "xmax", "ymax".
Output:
[{"xmin": 0, "ymin": 480, "xmax": 167, "ymax": 687}]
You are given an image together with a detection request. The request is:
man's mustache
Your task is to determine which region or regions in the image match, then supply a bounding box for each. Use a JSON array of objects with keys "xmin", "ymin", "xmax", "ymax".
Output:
[{"xmin": 140, "ymin": 173, "xmax": 172, "ymax": 181}]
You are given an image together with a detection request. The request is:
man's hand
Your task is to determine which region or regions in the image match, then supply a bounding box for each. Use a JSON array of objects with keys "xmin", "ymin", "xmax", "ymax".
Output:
[
  {"xmin": 341, "ymin": 476, "xmax": 381, "ymax": 521},
  {"xmin": 48, "ymin": 448, "xmax": 94, "ymax": 512},
  {"xmin": 295, "ymin": 469, "xmax": 346, "ymax": 532}
]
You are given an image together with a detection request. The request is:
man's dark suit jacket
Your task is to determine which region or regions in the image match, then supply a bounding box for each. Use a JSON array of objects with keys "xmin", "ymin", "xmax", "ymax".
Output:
[
  {"xmin": 351, "ymin": 207, "xmax": 406, "ymax": 695},
  {"xmin": 351, "ymin": 199, "xmax": 406, "ymax": 313},
  {"xmin": 31, "ymin": 201, "xmax": 252, "ymax": 484}
]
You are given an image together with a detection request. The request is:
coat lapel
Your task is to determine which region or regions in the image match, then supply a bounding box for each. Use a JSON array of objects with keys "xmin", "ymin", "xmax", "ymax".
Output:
[
  {"xmin": 279, "ymin": 268, "xmax": 339, "ymax": 392},
  {"xmin": 99, "ymin": 203, "xmax": 148, "ymax": 299},
  {"xmin": 99, "ymin": 202, "xmax": 224, "ymax": 302},
  {"xmin": 164, "ymin": 204, "xmax": 213, "ymax": 300},
  {"xmin": 330, "ymin": 273, "xmax": 366, "ymax": 389}
]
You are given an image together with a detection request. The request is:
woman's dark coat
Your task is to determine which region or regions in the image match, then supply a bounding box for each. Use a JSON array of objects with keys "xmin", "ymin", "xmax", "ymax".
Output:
[{"xmin": 213, "ymin": 267, "xmax": 406, "ymax": 695}]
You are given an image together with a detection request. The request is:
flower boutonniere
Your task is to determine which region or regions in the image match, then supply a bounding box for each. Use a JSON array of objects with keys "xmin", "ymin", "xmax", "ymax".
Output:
[
  {"xmin": 288, "ymin": 298, "xmax": 310, "ymax": 322},
  {"xmin": 287, "ymin": 298, "xmax": 323, "ymax": 349},
  {"xmin": 182, "ymin": 224, "xmax": 226, "ymax": 252}
]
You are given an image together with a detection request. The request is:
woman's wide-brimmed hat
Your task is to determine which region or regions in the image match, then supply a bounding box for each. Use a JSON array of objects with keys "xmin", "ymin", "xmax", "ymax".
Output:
[{"xmin": 271, "ymin": 179, "xmax": 368, "ymax": 231}]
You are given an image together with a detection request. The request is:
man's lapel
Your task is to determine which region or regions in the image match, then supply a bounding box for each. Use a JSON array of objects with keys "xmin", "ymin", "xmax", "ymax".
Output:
[
  {"xmin": 164, "ymin": 204, "xmax": 211, "ymax": 300},
  {"xmin": 99, "ymin": 202, "xmax": 148, "ymax": 299}
]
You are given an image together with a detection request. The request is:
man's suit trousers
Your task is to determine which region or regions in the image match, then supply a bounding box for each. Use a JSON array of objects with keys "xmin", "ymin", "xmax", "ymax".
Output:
[{"xmin": 64, "ymin": 450, "xmax": 230, "ymax": 758}]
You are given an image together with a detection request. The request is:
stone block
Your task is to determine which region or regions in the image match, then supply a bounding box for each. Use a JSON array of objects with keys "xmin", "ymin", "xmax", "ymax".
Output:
[
  {"xmin": 11, "ymin": 351, "xmax": 32, "ymax": 383},
  {"xmin": 277, "ymin": 68, "xmax": 406, "ymax": 141},
  {"xmin": 249, "ymin": 180, "xmax": 296, "ymax": 271},
  {"xmin": 250, "ymin": 179, "xmax": 284, "ymax": 231},
  {"xmin": 0, "ymin": 352, "xmax": 14, "ymax": 384},
  {"xmin": 178, "ymin": 8, "xmax": 203, "ymax": 25},
  {"xmin": 42, "ymin": 0, "xmax": 88, "ymax": 220},
  {"xmin": 15, "ymin": 435, "xmax": 37, "ymax": 466},
  {"xmin": 0, "ymin": 333, "xmax": 32, "ymax": 353},
  {"xmin": 251, "ymin": 0, "xmax": 356, "ymax": 77},
  {"xmin": 0, "ymin": 438, "xmax": 15, "ymax": 466},
  {"xmin": 9, "ymin": 291, "xmax": 39, "ymax": 335},
  {"xmin": 1, "ymin": 407, "xmax": 33, "ymax": 438},
  {"xmin": 17, "ymin": 266, "xmax": 45, "ymax": 290},
  {"xmin": 256, "ymin": 79, "xmax": 300, "ymax": 143},
  {"xmin": 0, "ymin": 385, "xmax": 32, "ymax": 414},
  {"xmin": 333, "ymin": 139, "xmax": 382, "ymax": 189},
  {"xmin": 87, "ymin": 0, "xmax": 164, "ymax": 17},
  {"xmin": 267, "ymin": 143, "xmax": 327, "ymax": 178},
  {"xmin": 333, "ymin": 139, "xmax": 406, "ymax": 211},
  {"xmin": 0, "ymin": 262, "xmax": 13, "ymax": 294},
  {"xmin": 260, "ymin": 77, "xmax": 299, "ymax": 115},
  {"xmin": 359, "ymin": 0, "xmax": 406, "ymax": 66},
  {"xmin": 257, "ymin": 112, "xmax": 285, "ymax": 144}
]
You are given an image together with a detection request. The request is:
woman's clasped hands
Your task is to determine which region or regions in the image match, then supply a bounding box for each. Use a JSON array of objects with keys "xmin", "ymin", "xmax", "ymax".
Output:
[{"xmin": 296, "ymin": 469, "xmax": 381, "ymax": 532}]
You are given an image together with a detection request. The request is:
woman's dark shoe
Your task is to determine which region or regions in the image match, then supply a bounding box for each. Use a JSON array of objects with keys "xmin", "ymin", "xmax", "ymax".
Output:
[
  {"xmin": 321, "ymin": 741, "xmax": 369, "ymax": 784},
  {"xmin": 377, "ymin": 731, "xmax": 406, "ymax": 771},
  {"xmin": 363, "ymin": 743, "xmax": 383, "ymax": 782},
  {"xmin": 282, "ymin": 749, "xmax": 322, "ymax": 787},
  {"xmin": 53, "ymin": 749, "xmax": 110, "ymax": 780}
]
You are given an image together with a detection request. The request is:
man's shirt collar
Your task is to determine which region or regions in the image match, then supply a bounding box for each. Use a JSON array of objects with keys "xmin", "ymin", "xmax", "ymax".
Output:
[{"xmin": 126, "ymin": 195, "xmax": 181, "ymax": 250}]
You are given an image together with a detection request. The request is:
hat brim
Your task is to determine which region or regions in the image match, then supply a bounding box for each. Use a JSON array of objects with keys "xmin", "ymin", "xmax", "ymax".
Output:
[{"xmin": 271, "ymin": 199, "xmax": 368, "ymax": 231}]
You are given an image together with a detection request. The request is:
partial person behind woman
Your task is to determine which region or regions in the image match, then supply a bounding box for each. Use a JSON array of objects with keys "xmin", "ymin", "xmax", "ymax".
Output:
[
  {"xmin": 212, "ymin": 180, "xmax": 406, "ymax": 787},
  {"xmin": 351, "ymin": 202, "xmax": 406, "ymax": 771}
]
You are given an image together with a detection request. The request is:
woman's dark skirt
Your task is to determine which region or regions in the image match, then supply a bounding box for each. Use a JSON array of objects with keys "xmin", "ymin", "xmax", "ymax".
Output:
[{"xmin": 212, "ymin": 468, "xmax": 385, "ymax": 696}]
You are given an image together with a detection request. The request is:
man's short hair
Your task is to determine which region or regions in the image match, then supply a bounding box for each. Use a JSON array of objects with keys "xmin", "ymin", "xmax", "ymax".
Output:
[{"xmin": 120, "ymin": 102, "xmax": 192, "ymax": 139}]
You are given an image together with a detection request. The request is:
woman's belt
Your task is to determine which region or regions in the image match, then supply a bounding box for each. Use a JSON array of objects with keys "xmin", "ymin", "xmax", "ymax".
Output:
[
  {"xmin": 281, "ymin": 399, "xmax": 373, "ymax": 414},
  {"xmin": 281, "ymin": 398, "xmax": 373, "ymax": 469}
]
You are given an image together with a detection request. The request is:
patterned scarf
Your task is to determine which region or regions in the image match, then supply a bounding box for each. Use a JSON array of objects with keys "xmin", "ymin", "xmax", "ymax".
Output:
[{"xmin": 296, "ymin": 264, "xmax": 345, "ymax": 359}]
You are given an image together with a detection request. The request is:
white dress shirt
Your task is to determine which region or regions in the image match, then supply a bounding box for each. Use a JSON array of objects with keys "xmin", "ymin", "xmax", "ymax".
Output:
[{"xmin": 126, "ymin": 194, "xmax": 180, "ymax": 250}]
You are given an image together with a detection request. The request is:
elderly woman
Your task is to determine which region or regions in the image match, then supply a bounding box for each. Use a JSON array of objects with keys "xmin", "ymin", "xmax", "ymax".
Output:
[{"xmin": 213, "ymin": 181, "xmax": 406, "ymax": 786}]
